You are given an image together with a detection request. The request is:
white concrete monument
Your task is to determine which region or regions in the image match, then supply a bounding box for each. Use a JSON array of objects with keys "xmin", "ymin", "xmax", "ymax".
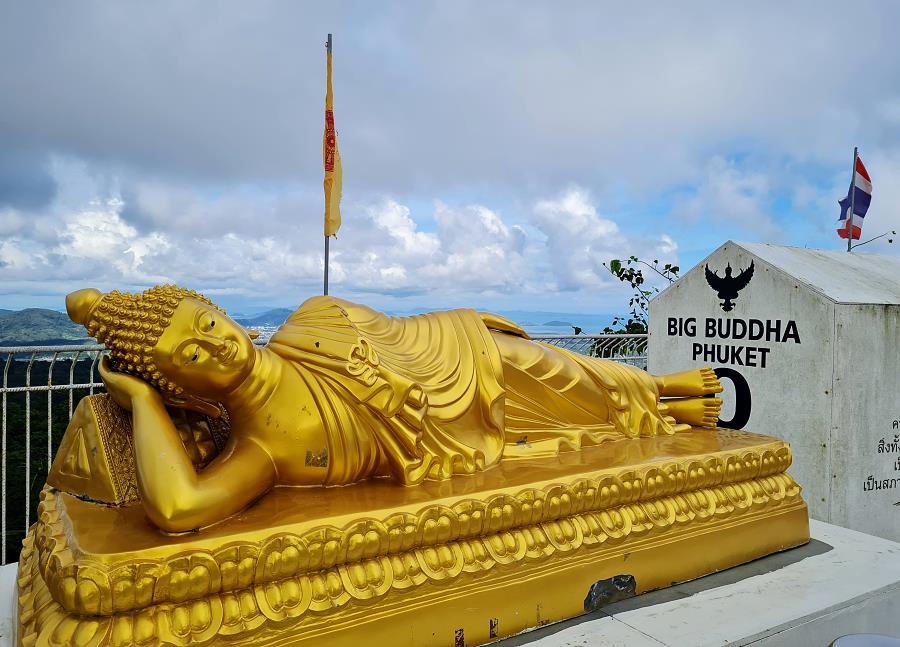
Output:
[{"xmin": 649, "ymin": 241, "xmax": 900, "ymax": 541}]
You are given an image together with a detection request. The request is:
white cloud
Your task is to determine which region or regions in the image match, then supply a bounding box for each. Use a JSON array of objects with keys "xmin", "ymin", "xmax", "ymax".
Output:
[
  {"xmin": 528, "ymin": 188, "xmax": 680, "ymax": 303},
  {"xmin": 54, "ymin": 204, "xmax": 166, "ymax": 275},
  {"xmin": 533, "ymin": 188, "xmax": 678, "ymax": 290},
  {"xmin": 336, "ymin": 199, "xmax": 528, "ymax": 294},
  {"xmin": 672, "ymin": 157, "xmax": 777, "ymax": 238},
  {"xmin": 368, "ymin": 200, "xmax": 440, "ymax": 260},
  {"xmin": 0, "ymin": 209, "xmax": 27, "ymax": 237},
  {"xmin": 0, "ymin": 240, "xmax": 38, "ymax": 271},
  {"xmin": 532, "ymin": 188, "xmax": 624, "ymax": 290},
  {"xmin": 425, "ymin": 202, "xmax": 527, "ymax": 289},
  {"xmin": 0, "ymin": 161, "xmax": 682, "ymax": 313},
  {"xmin": 876, "ymin": 97, "xmax": 900, "ymax": 125}
]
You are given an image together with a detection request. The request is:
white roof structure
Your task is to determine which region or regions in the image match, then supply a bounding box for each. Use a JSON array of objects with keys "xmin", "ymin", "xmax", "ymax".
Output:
[{"xmin": 710, "ymin": 241, "xmax": 900, "ymax": 305}]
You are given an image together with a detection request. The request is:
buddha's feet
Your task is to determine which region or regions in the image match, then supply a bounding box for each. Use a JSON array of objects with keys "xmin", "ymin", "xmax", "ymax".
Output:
[
  {"xmin": 664, "ymin": 396, "xmax": 722, "ymax": 428},
  {"xmin": 655, "ymin": 367, "xmax": 723, "ymax": 397}
]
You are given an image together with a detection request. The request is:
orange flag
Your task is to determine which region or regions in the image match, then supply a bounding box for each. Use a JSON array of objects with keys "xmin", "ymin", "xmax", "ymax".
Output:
[{"xmin": 323, "ymin": 36, "xmax": 342, "ymax": 237}]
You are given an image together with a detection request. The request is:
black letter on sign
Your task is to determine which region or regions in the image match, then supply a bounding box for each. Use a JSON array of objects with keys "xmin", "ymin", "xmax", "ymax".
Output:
[{"xmin": 714, "ymin": 367, "xmax": 751, "ymax": 430}]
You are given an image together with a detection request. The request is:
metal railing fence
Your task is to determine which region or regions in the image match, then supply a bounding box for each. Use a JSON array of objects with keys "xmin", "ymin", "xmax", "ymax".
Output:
[
  {"xmin": 0, "ymin": 333, "xmax": 646, "ymax": 564},
  {"xmin": 0, "ymin": 344, "xmax": 105, "ymax": 564},
  {"xmin": 534, "ymin": 334, "xmax": 648, "ymax": 367}
]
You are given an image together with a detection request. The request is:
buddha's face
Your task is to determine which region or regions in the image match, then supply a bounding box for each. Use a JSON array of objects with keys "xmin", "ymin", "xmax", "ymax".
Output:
[{"xmin": 152, "ymin": 298, "xmax": 255, "ymax": 398}]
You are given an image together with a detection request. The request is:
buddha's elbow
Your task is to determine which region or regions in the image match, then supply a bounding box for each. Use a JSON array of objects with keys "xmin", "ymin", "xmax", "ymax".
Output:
[{"xmin": 143, "ymin": 494, "xmax": 209, "ymax": 533}]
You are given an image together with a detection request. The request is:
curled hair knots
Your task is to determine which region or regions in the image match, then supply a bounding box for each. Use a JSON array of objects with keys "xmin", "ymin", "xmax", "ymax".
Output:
[{"xmin": 73, "ymin": 284, "xmax": 220, "ymax": 395}]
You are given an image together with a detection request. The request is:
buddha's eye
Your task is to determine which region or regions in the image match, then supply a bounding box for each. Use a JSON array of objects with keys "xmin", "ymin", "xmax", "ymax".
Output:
[
  {"xmin": 189, "ymin": 346, "xmax": 200, "ymax": 364},
  {"xmin": 198, "ymin": 311, "xmax": 215, "ymax": 332}
]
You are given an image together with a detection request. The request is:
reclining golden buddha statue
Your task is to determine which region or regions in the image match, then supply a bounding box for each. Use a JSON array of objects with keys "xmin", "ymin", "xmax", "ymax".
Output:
[
  {"xmin": 64, "ymin": 285, "xmax": 722, "ymax": 532},
  {"xmin": 15, "ymin": 284, "xmax": 809, "ymax": 647}
]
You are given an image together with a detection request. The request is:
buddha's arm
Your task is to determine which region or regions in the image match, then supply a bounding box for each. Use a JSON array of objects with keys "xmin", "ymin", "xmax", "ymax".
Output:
[
  {"xmin": 130, "ymin": 395, "xmax": 276, "ymax": 532},
  {"xmin": 99, "ymin": 359, "xmax": 276, "ymax": 532}
]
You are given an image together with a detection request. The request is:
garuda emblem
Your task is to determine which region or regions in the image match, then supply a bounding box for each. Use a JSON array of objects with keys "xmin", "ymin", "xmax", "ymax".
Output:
[{"xmin": 705, "ymin": 261, "xmax": 754, "ymax": 312}]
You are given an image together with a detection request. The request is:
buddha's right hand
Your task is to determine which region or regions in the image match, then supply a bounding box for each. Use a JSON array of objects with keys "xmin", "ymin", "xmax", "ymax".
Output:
[{"xmin": 99, "ymin": 356, "xmax": 160, "ymax": 412}]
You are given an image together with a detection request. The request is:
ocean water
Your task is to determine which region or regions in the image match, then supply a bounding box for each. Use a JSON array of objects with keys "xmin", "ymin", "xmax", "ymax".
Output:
[
  {"xmin": 521, "ymin": 325, "xmax": 593, "ymax": 336},
  {"xmin": 493, "ymin": 311, "xmax": 616, "ymax": 336}
]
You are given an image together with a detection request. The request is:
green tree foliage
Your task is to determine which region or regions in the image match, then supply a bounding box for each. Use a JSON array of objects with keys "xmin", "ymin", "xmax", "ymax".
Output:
[{"xmin": 602, "ymin": 256, "xmax": 679, "ymax": 334}]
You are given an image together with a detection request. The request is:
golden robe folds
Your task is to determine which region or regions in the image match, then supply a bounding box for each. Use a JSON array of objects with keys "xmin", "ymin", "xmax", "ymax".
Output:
[{"xmin": 267, "ymin": 296, "xmax": 681, "ymax": 485}]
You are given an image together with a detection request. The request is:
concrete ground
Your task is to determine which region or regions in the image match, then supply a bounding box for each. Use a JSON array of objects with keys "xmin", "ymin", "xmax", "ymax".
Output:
[{"xmin": 497, "ymin": 519, "xmax": 900, "ymax": 647}]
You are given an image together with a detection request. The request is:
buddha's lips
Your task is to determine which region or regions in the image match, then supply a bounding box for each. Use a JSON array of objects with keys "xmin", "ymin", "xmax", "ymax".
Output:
[{"xmin": 217, "ymin": 340, "xmax": 238, "ymax": 364}]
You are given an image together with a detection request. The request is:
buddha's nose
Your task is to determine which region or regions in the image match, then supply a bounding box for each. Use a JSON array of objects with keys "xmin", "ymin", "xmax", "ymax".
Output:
[{"xmin": 203, "ymin": 335, "xmax": 226, "ymax": 351}]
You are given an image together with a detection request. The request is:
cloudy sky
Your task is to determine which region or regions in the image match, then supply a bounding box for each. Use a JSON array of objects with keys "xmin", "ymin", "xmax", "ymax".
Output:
[{"xmin": 2, "ymin": 2, "xmax": 900, "ymax": 315}]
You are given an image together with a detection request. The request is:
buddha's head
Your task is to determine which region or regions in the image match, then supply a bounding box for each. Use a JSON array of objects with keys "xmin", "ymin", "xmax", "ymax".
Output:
[{"xmin": 66, "ymin": 285, "xmax": 256, "ymax": 408}]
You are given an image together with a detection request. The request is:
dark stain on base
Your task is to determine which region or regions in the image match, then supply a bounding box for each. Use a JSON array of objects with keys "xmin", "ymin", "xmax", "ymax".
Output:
[
  {"xmin": 454, "ymin": 627, "xmax": 465, "ymax": 647},
  {"xmin": 583, "ymin": 574, "xmax": 636, "ymax": 613},
  {"xmin": 489, "ymin": 618, "xmax": 499, "ymax": 638}
]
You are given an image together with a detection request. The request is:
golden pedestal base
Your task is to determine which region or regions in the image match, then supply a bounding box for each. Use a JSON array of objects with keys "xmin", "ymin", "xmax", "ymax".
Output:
[{"xmin": 17, "ymin": 428, "xmax": 809, "ymax": 647}]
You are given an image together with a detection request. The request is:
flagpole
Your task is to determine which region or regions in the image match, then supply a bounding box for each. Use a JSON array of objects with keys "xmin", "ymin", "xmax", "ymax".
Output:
[
  {"xmin": 324, "ymin": 32, "xmax": 332, "ymax": 295},
  {"xmin": 324, "ymin": 235, "xmax": 330, "ymax": 295},
  {"xmin": 847, "ymin": 146, "xmax": 857, "ymax": 253}
]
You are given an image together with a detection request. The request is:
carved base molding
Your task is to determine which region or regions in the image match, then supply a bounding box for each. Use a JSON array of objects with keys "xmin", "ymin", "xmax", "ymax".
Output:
[{"xmin": 17, "ymin": 428, "xmax": 810, "ymax": 646}]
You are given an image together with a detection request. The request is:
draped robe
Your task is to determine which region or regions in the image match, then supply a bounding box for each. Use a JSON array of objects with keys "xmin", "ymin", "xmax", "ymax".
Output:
[{"xmin": 267, "ymin": 296, "xmax": 681, "ymax": 486}]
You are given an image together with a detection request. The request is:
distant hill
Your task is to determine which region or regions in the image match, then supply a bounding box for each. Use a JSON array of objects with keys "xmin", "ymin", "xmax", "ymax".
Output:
[
  {"xmin": 0, "ymin": 305, "xmax": 292, "ymax": 346},
  {"xmin": 234, "ymin": 308, "xmax": 294, "ymax": 328},
  {"xmin": 0, "ymin": 305, "xmax": 619, "ymax": 345},
  {"xmin": 0, "ymin": 309, "xmax": 91, "ymax": 345}
]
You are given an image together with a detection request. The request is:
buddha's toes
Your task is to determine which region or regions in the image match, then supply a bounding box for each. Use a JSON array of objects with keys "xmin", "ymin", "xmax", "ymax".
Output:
[
  {"xmin": 664, "ymin": 396, "xmax": 722, "ymax": 428},
  {"xmin": 655, "ymin": 367, "xmax": 723, "ymax": 397},
  {"xmin": 696, "ymin": 367, "xmax": 725, "ymax": 395}
]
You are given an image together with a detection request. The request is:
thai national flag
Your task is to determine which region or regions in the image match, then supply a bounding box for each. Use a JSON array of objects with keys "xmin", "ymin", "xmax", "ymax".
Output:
[{"xmin": 837, "ymin": 156, "xmax": 872, "ymax": 240}]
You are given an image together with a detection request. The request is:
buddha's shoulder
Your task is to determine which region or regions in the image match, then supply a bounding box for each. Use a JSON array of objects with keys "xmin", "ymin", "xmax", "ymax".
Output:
[
  {"xmin": 277, "ymin": 296, "xmax": 385, "ymax": 333},
  {"xmin": 270, "ymin": 296, "xmax": 388, "ymax": 354},
  {"xmin": 293, "ymin": 295, "xmax": 376, "ymax": 317}
]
